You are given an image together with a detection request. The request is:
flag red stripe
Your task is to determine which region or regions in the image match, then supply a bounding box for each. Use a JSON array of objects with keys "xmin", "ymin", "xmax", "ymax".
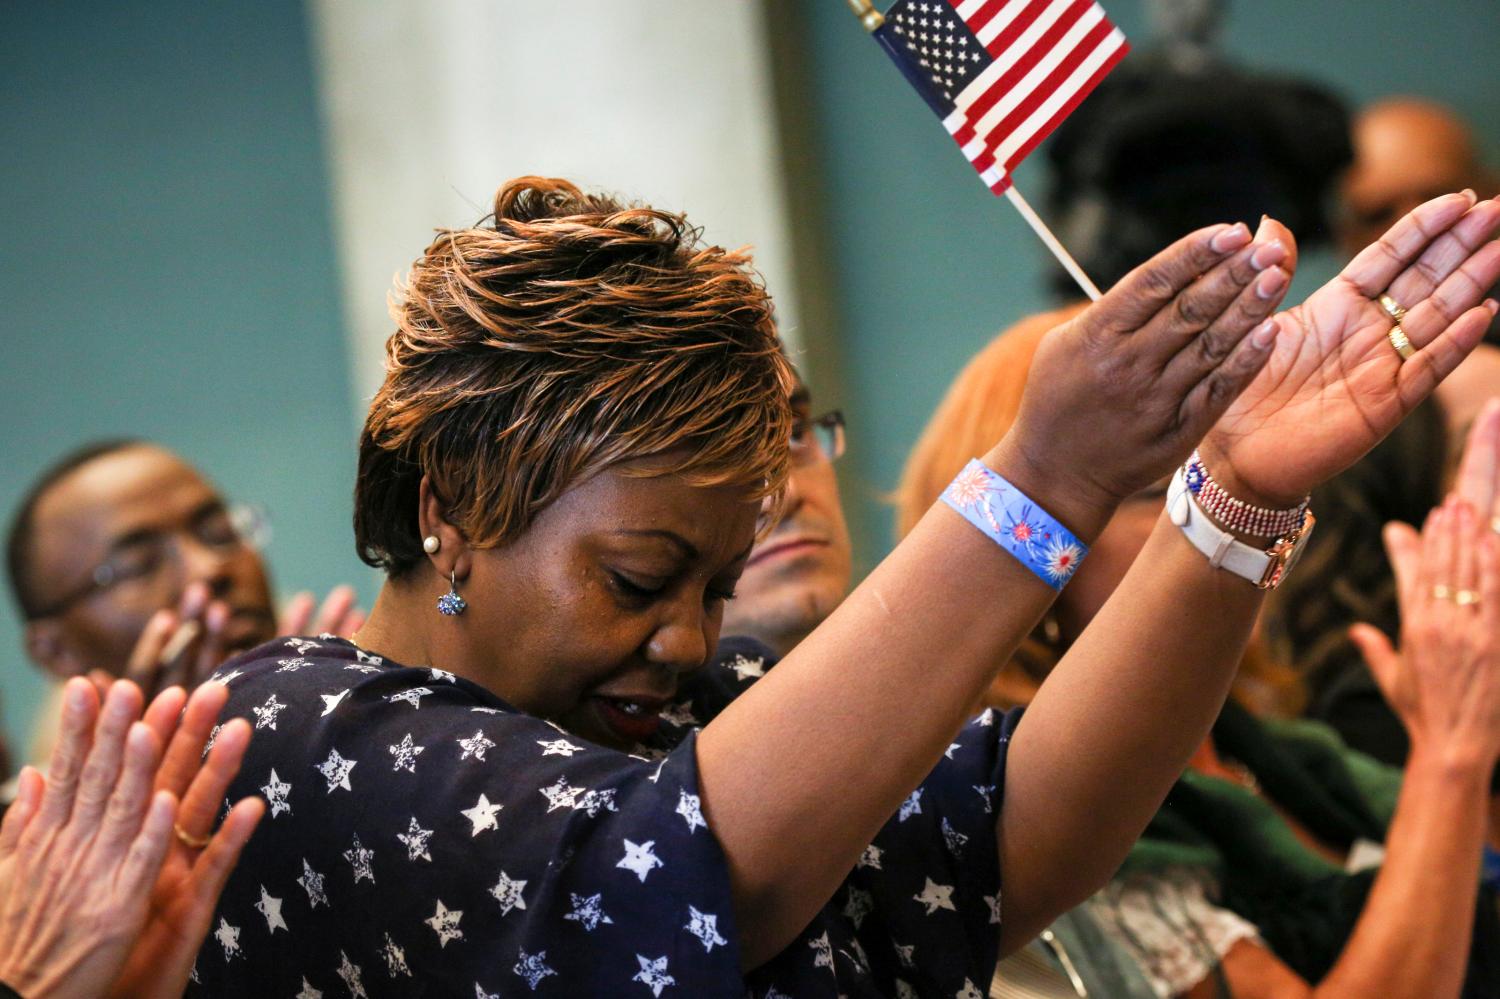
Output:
[
  {"xmin": 998, "ymin": 38, "xmax": 1127, "ymax": 175},
  {"xmin": 983, "ymin": 0, "xmax": 1067, "ymax": 59},
  {"xmin": 968, "ymin": 17, "xmax": 1116, "ymax": 175},
  {"xmin": 947, "ymin": 0, "xmax": 1010, "ymax": 38},
  {"xmin": 950, "ymin": 0, "xmax": 1092, "ymax": 148}
]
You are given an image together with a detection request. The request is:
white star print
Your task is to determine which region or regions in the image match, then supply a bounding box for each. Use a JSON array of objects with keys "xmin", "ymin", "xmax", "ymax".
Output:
[
  {"xmin": 461, "ymin": 793, "xmax": 503, "ymax": 836},
  {"xmin": 894, "ymin": 941, "xmax": 917, "ymax": 969},
  {"xmin": 426, "ymin": 899, "xmax": 465, "ymax": 948},
  {"xmin": 563, "ymin": 892, "xmax": 614, "ymax": 931},
  {"xmin": 397, "ymin": 816, "xmax": 433, "ymax": 861},
  {"xmin": 295, "ymin": 977, "xmax": 322, "ymax": 999},
  {"xmin": 513, "ymin": 949, "xmax": 557, "ymax": 991},
  {"xmin": 539, "ymin": 777, "xmax": 584, "ymax": 812},
  {"xmin": 276, "ymin": 657, "xmax": 311, "ymax": 672},
  {"xmin": 809, "ymin": 931, "xmax": 835, "ymax": 970},
  {"xmin": 201, "ymin": 723, "xmax": 222, "ymax": 760},
  {"xmin": 381, "ymin": 933, "xmax": 411, "ymax": 977},
  {"xmin": 214, "ymin": 916, "xmax": 242, "ymax": 959},
  {"xmin": 843, "ymin": 886, "xmax": 874, "ymax": 929},
  {"xmin": 944, "ymin": 741, "xmax": 961, "ymax": 759},
  {"xmin": 973, "ymin": 783, "xmax": 996, "ymax": 813},
  {"xmin": 320, "ymin": 689, "xmax": 350, "ymax": 716},
  {"xmin": 728, "ymin": 653, "xmax": 766, "ymax": 680},
  {"xmin": 956, "ymin": 978, "xmax": 984, "ymax": 999},
  {"xmin": 336, "ymin": 951, "xmax": 367, "ymax": 999},
  {"xmin": 914, "ymin": 876, "xmax": 957, "ymax": 914},
  {"xmin": 297, "ymin": 858, "xmax": 328, "ymax": 908},
  {"xmin": 489, "ymin": 870, "xmax": 528, "ymax": 915},
  {"xmin": 984, "ymin": 892, "xmax": 1002, "ymax": 924},
  {"xmin": 675, "ymin": 789, "xmax": 706, "ymax": 833},
  {"xmin": 285, "ymin": 637, "xmax": 320, "ymax": 654},
  {"xmin": 617, "ymin": 839, "xmax": 664, "ymax": 882},
  {"xmin": 261, "ymin": 768, "xmax": 292, "ymax": 818},
  {"xmin": 386, "ymin": 686, "xmax": 432, "ymax": 708},
  {"xmin": 388, "ymin": 732, "xmax": 425, "ymax": 773},
  {"xmin": 942, "ymin": 816, "xmax": 969, "ymax": 856},
  {"xmin": 315, "ymin": 748, "xmax": 356, "ymax": 793},
  {"xmin": 632, "ymin": 954, "xmax": 676, "ymax": 997},
  {"xmin": 685, "ymin": 905, "xmax": 728, "ymax": 952},
  {"xmin": 976, "ymin": 707, "xmax": 995, "ymax": 726},
  {"xmin": 899, "ymin": 787, "xmax": 924, "ymax": 821},
  {"xmin": 895, "ymin": 981, "xmax": 919, "ymax": 999},
  {"xmin": 256, "ymin": 884, "xmax": 288, "ymax": 933},
  {"xmin": 356, "ymin": 649, "xmax": 383, "ymax": 665},
  {"xmin": 457, "ymin": 730, "xmax": 495, "ymax": 761},
  {"xmin": 471, "ymin": 706, "xmax": 502, "ymax": 715},
  {"xmin": 427, "ymin": 667, "xmax": 457, "ymax": 683},
  {"xmin": 858, "ymin": 844, "xmax": 884, "ymax": 870},
  {"xmin": 659, "ymin": 701, "xmax": 697, "ymax": 728},
  {"xmin": 474, "ymin": 985, "xmax": 498, "ymax": 999},
  {"xmin": 208, "ymin": 667, "xmax": 243, "ymax": 685},
  {"xmin": 344, "ymin": 663, "xmax": 381, "ymax": 674},
  {"xmin": 344, "ymin": 833, "xmax": 375, "ymax": 884},
  {"xmin": 537, "ymin": 737, "xmax": 583, "ymax": 757}
]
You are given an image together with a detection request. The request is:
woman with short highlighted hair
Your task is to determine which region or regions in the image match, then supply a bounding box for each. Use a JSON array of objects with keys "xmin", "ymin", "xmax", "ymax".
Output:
[{"xmin": 193, "ymin": 178, "xmax": 1500, "ymax": 996}]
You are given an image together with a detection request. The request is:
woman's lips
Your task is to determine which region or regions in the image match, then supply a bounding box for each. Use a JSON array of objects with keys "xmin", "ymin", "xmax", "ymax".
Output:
[
  {"xmin": 592, "ymin": 696, "xmax": 664, "ymax": 745},
  {"xmin": 746, "ymin": 536, "xmax": 828, "ymax": 568}
]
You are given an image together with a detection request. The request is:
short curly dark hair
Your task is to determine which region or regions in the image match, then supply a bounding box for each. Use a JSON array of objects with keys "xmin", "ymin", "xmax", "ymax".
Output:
[{"xmin": 354, "ymin": 176, "xmax": 794, "ymax": 577}]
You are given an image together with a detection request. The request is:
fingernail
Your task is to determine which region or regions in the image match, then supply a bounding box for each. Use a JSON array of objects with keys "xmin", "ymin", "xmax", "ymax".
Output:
[
  {"xmin": 1484, "ymin": 298, "xmax": 1499, "ymax": 316},
  {"xmin": 1255, "ymin": 267, "xmax": 1288, "ymax": 300},
  {"xmin": 1211, "ymin": 223, "xmax": 1251, "ymax": 252},
  {"xmin": 1251, "ymin": 318, "xmax": 1279, "ymax": 349},
  {"xmin": 1462, "ymin": 188, "xmax": 1478, "ymax": 203},
  {"xmin": 66, "ymin": 678, "xmax": 91, "ymax": 712},
  {"xmin": 180, "ymin": 583, "xmax": 208, "ymax": 615},
  {"xmin": 1250, "ymin": 239, "xmax": 1284, "ymax": 271}
]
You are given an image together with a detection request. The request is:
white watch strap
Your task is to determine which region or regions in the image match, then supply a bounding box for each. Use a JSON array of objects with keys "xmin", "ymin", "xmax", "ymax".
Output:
[{"xmin": 1166, "ymin": 466, "xmax": 1274, "ymax": 584}]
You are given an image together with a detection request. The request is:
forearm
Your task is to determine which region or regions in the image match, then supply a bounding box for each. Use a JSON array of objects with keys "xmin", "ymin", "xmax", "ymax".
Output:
[
  {"xmin": 1313, "ymin": 752, "xmax": 1489, "ymax": 999},
  {"xmin": 998, "ymin": 510, "xmax": 1262, "ymax": 952},
  {"xmin": 700, "ymin": 438, "xmax": 1111, "ymax": 967}
]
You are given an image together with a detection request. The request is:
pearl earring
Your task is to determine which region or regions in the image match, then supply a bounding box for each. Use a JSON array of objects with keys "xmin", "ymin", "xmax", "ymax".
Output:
[
  {"xmin": 423, "ymin": 535, "xmax": 441, "ymax": 554},
  {"xmin": 437, "ymin": 571, "xmax": 467, "ymax": 616}
]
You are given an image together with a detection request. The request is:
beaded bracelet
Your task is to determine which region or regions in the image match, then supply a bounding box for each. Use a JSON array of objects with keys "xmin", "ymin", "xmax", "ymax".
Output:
[
  {"xmin": 1184, "ymin": 450, "xmax": 1308, "ymax": 539},
  {"xmin": 941, "ymin": 459, "xmax": 1088, "ymax": 590}
]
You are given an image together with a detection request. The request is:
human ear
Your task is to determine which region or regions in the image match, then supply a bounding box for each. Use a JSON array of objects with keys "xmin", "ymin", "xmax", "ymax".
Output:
[
  {"xmin": 25, "ymin": 620, "xmax": 87, "ymax": 680},
  {"xmin": 417, "ymin": 475, "xmax": 473, "ymax": 581}
]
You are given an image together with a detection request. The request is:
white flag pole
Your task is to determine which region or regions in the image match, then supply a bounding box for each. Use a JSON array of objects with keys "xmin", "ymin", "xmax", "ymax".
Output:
[{"xmin": 1003, "ymin": 183, "xmax": 1102, "ymax": 302}]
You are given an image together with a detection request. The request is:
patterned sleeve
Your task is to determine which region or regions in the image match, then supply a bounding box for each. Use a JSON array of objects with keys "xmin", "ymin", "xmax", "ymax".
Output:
[
  {"xmin": 745, "ymin": 706, "xmax": 1023, "ymax": 998},
  {"xmin": 190, "ymin": 645, "xmax": 746, "ymax": 998}
]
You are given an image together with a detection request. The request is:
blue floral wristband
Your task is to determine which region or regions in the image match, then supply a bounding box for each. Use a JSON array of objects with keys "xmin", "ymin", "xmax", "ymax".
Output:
[{"xmin": 940, "ymin": 459, "xmax": 1088, "ymax": 590}]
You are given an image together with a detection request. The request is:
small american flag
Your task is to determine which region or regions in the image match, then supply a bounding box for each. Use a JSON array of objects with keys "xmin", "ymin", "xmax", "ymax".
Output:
[{"xmin": 874, "ymin": 0, "xmax": 1128, "ymax": 193}]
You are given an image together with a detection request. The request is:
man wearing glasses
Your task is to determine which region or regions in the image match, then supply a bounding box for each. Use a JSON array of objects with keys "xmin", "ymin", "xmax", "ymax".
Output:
[
  {"xmin": 720, "ymin": 380, "xmax": 852, "ymax": 657},
  {"xmin": 4, "ymin": 440, "xmax": 361, "ymax": 765}
]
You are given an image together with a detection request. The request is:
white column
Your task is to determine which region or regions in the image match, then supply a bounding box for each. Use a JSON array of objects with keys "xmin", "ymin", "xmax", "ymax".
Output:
[{"xmin": 309, "ymin": 0, "xmax": 802, "ymax": 408}]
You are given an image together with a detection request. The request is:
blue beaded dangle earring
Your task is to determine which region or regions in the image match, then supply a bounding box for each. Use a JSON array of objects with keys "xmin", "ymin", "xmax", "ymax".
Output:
[{"xmin": 437, "ymin": 570, "xmax": 467, "ymax": 616}]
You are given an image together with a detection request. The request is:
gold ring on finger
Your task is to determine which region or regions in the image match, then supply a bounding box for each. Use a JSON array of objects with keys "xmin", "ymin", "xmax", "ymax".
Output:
[
  {"xmin": 1433, "ymin": 584, "xmax": 1453, "ymax": 600},
  {"xmin": 1379, "ymin": 293, "xmax": 1407, "ymax": 323},
  {"xmin": 174, "ymin": 823, "xmax": 211, "ymax": 850},
  {"xmin": 1455, "ymin": 588, "xmax": 1481, "ymax": 607},
  {"xmin": 1388, "ymin": 324, "xmax": 1415, "ymax": 361}
]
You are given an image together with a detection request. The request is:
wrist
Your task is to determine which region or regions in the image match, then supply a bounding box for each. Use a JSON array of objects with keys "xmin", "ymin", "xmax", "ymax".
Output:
[
  {"xmin": 1197, "ymin": 436, "xmax": 1310, "ymax": 511},
  {"xmin": 1403, "ymin": 739, "xmax": 1498, "ymax": 789},
  {"xmin": 982, "ymin": 434, "xmax": 1118, "ymax": 543}
]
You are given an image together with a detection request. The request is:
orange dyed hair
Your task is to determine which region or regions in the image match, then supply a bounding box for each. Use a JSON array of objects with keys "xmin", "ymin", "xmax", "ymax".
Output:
[{"xmin": 355, "ymin": 177, "xmax": 795, "ymax": 577}]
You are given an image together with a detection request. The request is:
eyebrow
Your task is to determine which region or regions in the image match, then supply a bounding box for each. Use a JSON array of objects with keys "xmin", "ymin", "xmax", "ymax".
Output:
[
  {"xmin": 103, "ymin": 497, "xmax": 227, "ymax": 555},
  {"xmin": 610, "ymin": 529, "xmax": 699, "ymax": 561}
]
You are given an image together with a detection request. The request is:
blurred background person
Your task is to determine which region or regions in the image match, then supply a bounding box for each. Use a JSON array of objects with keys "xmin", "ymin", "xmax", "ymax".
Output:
[{"xmin": 4, "ymin": 440, "xmax": 362, "ymax": 775}]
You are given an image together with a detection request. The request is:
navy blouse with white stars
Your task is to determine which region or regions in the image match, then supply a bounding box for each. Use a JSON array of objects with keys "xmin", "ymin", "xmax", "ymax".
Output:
[{"xmin": 190, "ymin": 635, "xmax": 1018, "ymax": 997}]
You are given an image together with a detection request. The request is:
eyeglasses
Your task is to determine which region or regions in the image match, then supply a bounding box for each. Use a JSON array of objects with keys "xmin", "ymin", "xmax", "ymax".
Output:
[
  {"xmin": 27, "ymin": 503, "xmax": 271, "ymax": 620},
  {"xmin": 790, "ymin": 410, "xmax": 846, "ymax": 465}
]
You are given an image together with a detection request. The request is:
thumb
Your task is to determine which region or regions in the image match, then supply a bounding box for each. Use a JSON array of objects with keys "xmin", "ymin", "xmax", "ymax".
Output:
[
  {"xmin": 1382, "ymin": 521, "xmax": 1422, "ymax": 605},
  {"xmin": 1349, "ymin": 622, "xmax": 1402, "ymax": 699}
]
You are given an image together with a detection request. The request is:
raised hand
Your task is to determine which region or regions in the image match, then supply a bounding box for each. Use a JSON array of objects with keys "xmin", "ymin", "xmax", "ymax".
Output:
[
  {"xmin": 277, "ymin": 584, "xmax": 364, "ymax": 639},
  {"xmin": 119, "ymin": 582, "xmax": 233, "ymax": 699},
  {"xmin": 0, "ymin": 680, "xmax": 174, "ymax": 999},
  {"xmin": 1001, "ymin": 219, "xmax": 1292, "ymax": 533},
  {"xmin": 1204, "ymin": 192, "xmax": 1500, "ymax": 509},
  {"xmin": 107, "ymin": 683, "xmax": 262, "ymax": 999}
]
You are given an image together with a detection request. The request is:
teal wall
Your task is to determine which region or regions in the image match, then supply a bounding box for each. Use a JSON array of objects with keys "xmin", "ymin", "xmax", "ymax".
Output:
[
  {"xmin": 782, "ymin": 0, "xmax": 1500, "ymax": 573},
  {"xmin": 0, "ymin": 2, "xmax": 359, "ymax": 756}
]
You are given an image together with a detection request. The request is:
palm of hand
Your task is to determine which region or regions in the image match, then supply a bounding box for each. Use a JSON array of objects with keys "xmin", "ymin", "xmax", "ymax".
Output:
[
  {"xmin": 1207, "ymin": 193, "xmax": 1500, "ymax": 508},
  {"xmin": 1208, "ymin": 282, "xmax": 1402, "ymax": 507}
]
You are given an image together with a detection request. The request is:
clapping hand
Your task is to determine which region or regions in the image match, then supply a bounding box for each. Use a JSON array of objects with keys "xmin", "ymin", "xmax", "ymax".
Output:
[
  {"xmin": 0, "ymin": 680, "xmax": 261, "ymax": 999},
  {"xmin": 277, "ymin": 584, "xmax": 364, "ymax": 639},
  {"xmin": 1204, "ymin": 192, "xmax": 1500, "ymax": 510}
]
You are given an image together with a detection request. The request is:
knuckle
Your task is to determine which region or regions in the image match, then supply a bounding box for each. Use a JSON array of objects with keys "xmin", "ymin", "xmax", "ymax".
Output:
[{"xmin": 1172, "ymin": 289, "xmax": 1213, "ymax": 328}]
